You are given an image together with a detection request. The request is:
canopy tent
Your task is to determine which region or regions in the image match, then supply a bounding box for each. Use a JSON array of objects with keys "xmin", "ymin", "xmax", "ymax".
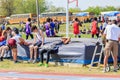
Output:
[
  {"xmin": 104, "ymin": 11, "xmax": 120, "ymax": 16},
  {"xmin": 76, "ymin": 12, "xmax": 88, "ymax": 17}
]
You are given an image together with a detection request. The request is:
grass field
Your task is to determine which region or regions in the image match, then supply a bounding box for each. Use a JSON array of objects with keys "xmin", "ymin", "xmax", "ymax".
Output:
[
  {"xmin": 5, "ymin": 22, "xmax": 93, "ymax": 39},
  {"xmin": 0, "ymin": 59, "xmax": 120, "ymax": 75},
  {"xmin": 1, "ymin": 23, "xmax": 118, "ymax": 75}
]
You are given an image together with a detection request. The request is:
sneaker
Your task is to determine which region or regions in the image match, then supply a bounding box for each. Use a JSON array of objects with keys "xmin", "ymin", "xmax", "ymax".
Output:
[
  {"xmin": 28, "ymin": 59, "xmax": 33, "ymax": 63},
  {"xmin": 14, "ymin": 61, "xmax": 21, "ymax": 64},
  {"xmin": 113, "ymin": 69, "xmax": 117, "ymax": 72},
  {"xmin": 78, "ymin": 35, "xmax": 81, "ymax": 38},
  {"xmin": 102, "ymin": 68, "xmax": 107, "ymax": 73},
  {"xmin": 44, "ymin": 64, "xmax": 48, "ymax": 68},
  {"xmin": 32, "ymin": 59, "xmax": 37, "ymax": 64},
  {"xmin": 0, "ymin": 57, "xmax": 3, "ymax": 61},
  {"xmin": 38, "ymin": 62, "xmax": 44, "ymax": 66}
]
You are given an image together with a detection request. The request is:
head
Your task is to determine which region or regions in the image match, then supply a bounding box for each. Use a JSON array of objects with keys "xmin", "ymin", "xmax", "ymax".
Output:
[
  {"xmin": 112, "ymin": 20, "xmax": 117, "ymax": 25},
  {"xmin": 31, "ymin": 25, "xmax": 38, "ymax": 32},
  {"xmin": 75, "ymin": 18, "xmax": 79, "ymax": 22},
  {"xmin": 6, "ymin": 27, "xmax": 12, "ymax": 34},
  {"xmin": 94, "ymin": 17, "xmax": 97, "ymax": 21},
  {"xmin": 27, "ymin": 18, "xmax": 31, "ymax": 22},
  {"xmin": 12, "ymin": 27, "xmax": 19, "ymax": 36},
  {"xmin": 46, "ymin": 17, "xmax": 51, "ymax": 23}
]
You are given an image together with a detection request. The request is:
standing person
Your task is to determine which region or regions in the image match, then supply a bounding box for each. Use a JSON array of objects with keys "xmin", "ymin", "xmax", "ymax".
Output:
[
  {"xmin": 103, "ymin": 20, "xmax": 120, "ymax": 72},
  {"xmin": 28, "ymin": 25, "xmax": 44, "ymax": 63},
  {"xmin": 45, "ymin": 18, "xmax": 51, "ymax": 37},
  {"xmin": 72, "ymin": 18, "xmax": 81, "ymax": 38},
  {"xmin": 54, "ymin": 20, "xmax": 60, "ymax": 34},
  {"xmin": 25, "ymin": 18, "xmax": 33, "ymax": 40},
  {"xmin": 91, "ymin": 17, "xmax": 99, "ymax": 38},
  {"xmin": 50, "ymin": 19, "xmax": 55, "ymax": 37}
]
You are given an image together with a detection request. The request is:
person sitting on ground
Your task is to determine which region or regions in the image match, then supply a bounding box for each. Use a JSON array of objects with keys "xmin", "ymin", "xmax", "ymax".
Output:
[
  {"xmin": 0, "ymin": 30, "xmax": 7, "ymax": 61},
  {"xmin": 8, "ymin": 27, "xmax": 30, "ymax": 63},
  {"xmin": 28, "ymin": 25, "xmax": 44, "ymax": 63}
]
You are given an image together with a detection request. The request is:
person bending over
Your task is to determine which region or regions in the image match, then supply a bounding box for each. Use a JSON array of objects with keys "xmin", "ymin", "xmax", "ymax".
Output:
[
  {"xmin": 8, "ymin": 27, "xmax": 30, "ymax": 63},
  {"xmin": 28, "ymin": 25, "xmax": 44, "ymax": 63}
]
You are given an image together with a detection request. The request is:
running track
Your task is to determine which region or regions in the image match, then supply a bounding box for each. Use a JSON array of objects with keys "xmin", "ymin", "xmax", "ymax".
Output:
[{"xmin": 0, "ymin": 71, "xmax": 120, "ymax": 80}]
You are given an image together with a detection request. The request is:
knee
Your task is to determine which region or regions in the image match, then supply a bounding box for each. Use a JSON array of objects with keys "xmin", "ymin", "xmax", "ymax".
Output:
[
  {"xmin": 34, "ymin": 46, "xmax": 38, "ymax": 50},
  {"xmin": 29, "ymin": 45, "xmax": 34, "ymax": 50}
]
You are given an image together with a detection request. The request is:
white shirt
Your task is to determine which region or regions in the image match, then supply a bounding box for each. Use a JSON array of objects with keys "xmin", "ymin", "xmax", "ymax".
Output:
[
  {"xmin": 104, "ymin": 24, "xmax": 120, "ymax": 41},
  {"xmin": 11, "ymin": 35, "xmax": 21, "ymax": 43}
]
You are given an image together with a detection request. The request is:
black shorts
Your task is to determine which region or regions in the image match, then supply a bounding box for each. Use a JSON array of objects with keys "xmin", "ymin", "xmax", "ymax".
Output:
[{"xmin": 34, "ymin": 41, "xmax": 42, "ymax": 47}]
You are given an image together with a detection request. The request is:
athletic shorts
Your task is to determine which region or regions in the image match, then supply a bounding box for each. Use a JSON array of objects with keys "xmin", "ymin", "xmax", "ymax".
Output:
[{"xmin": 34, "ymin": 41, "xmax": 42, "ymax": 47}]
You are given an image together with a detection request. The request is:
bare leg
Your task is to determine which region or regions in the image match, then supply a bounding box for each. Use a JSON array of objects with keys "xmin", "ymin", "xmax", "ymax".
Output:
[
  {"xmin": 12, "ymin": 48, "xmax": 17, "ymax": 62},
  {"xmin": 29, "ymin": 45, "xmax": 34, "ymax": 59},
  {"xmin": 34, "ymin": 46, "xmax": 38, "ymax": 60},
  {"xmin": 1, "ymin": 46, "xmax": 9, "ymax": 57}
]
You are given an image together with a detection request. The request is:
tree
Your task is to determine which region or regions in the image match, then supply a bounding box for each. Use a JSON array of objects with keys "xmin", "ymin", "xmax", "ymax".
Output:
[
  {"xmin": 14, "ymin": 0, "xmax": 47, "ymax": 14},
  {"xmin": 69, "ymin": 8, "xmax": 81, "ymax": 13},
  {"xmin": 103, "ymin": 6, "xmax": 117, "ymax": 11},
  {"xmin": 0, "ymin": 0, "xmax": 47, "ymax": 16},
  {"xmin": 47, "ymin": 5, "xmax": 65, "ymax": 12},
  {"xmin": 85, "ymin": 6, "xmax": 102, "ymax": 15},
  {"xmin": 0, "ymin": 0, "xmax": 15, "ymax": 16}
]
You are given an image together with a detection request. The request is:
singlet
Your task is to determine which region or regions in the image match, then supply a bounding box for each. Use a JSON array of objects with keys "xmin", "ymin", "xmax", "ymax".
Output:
[
  {"xmin": 25, "ymin": 22, "xmax": 31, "ymax": 34},
  {"xmin": 35, "ymin": 30, "xmax": 42, "ymax": 42},
  {"xmin": 11, "ymin": 35, "xmax": 21, "ymax": 43}
]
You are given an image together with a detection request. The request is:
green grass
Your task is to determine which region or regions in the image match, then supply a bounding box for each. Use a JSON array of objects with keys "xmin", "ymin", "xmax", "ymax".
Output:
[
  {"xmin": 0, "ymin": 59, "xmax": 120, "ymax": 75},
  {"xmin": 6, "ymin": 23, "xmax": 93, "ymax": 39}
]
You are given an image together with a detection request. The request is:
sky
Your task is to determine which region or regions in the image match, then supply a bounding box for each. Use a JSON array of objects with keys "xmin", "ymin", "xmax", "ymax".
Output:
[{"xmin": 46, "ymin": 0, "xmax": 120, "ymax": 10}]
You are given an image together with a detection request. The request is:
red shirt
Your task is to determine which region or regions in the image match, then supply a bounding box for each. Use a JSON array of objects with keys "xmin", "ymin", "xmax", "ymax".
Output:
[{"xmin": 73, "ymin": 21, "xmax": 80, "ymax": 35}]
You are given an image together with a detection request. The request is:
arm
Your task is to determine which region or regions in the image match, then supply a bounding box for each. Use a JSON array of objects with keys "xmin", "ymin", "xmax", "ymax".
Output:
[{"xmin": 39, "ymin": 30, "xmax": 44, "ymax": 46}]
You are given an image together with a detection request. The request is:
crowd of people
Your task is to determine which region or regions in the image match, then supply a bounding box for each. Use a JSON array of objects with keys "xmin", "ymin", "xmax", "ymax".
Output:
[
  {"xmin": 0, "ymin": 16, "xmax": 120, "ymax": 71},
  {"xmin": 0, "ymin": 18, "xmax": 71, "ymax": 68}
]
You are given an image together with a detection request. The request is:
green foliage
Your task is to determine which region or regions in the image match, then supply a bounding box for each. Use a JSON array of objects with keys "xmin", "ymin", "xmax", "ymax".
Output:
[
  {"xmin": 47, "ymin": 5, "xmax": 65, "ymax": 12},
  {"xmin": 85, "ymin": 6, "xmax": 117, "ymax": 15},
  {"xmin": 69, "ymin": 8, "xmax": 81, "ymax": 13},
  {"xmin": 0, "ymin": 0, "xmax": 47, "ymax": 16},
  {"xmin": 0, "ymin": 0, "xmax": 15, "ymax": 16}
]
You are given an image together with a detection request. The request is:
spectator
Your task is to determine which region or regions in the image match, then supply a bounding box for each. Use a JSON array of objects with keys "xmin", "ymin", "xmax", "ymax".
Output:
[
  {"xmin": 103, "ymin": 20, "xmax": 120, "ymax": 72},
  {"xmin": 45, "ymin": 18, "xmax": 51, "ymax": 37},
  {"xmin": 50, "ymin": 19, "xmax": 55, "ymax": 37}
]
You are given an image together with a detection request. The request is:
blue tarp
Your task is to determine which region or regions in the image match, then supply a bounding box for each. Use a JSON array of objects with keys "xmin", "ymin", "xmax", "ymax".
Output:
[
  {"xmin": 105, "ymin": 11, "xmax": 120, "ymax": 16},
  {"xmin": 76, "ymin": 12, "xmax": 88, "ymax": 17}
]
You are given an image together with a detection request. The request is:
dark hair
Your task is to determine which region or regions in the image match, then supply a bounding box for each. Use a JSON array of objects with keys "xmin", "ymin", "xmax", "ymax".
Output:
[
  {"xmin": 31, "ymin": 25, "xmax": 37, "ymax": 32},
  {"xmin": 75, "ymin": 18, "xmax": 79, "ymax": 21},
  {"xmin": 27, "ymin": 18, "xmax": 31, "ymax": 22},
  {"xmin": 112, "ymin": 20, "xmax": 117, "ymax": 25},
  {"xmin": 6, "ymin": 27, "xmax": 11, "ymax": 31},
  {"xmin": 13, "ymin": 27, "xmax": 19, "ymax": 34},
  {"xmin": 46, "ymin": 17, "xmax": 51, "ymax": 22},
  {"xmin": 94, "ymin": 17, "xmax": 97, "ymax": 21}
]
